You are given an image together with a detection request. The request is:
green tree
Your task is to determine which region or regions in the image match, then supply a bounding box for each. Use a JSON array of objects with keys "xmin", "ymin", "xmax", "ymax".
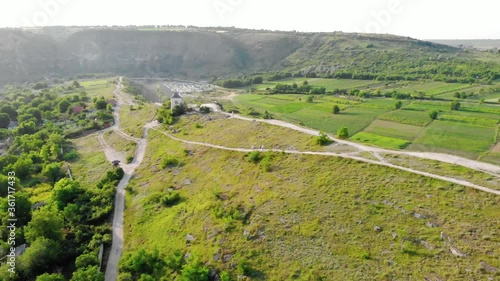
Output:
[
  {"xmin": 72, "ymin": 80, "xmax": 81, "ymax": 88},
  {"xmin": 75, "ymin": 252, "xmax": 100, "ymax": 268},
  {"xmin": 17, "ymin": 113, "xmax": 37, "ymax": 124},
  {"xmin": 40, "ymin": 145, "xmax": 50, "ymax": 162},
  {"xmin": 172, "ymin": 104, "xmax": 187, "ymax": 117},
  {"xmin": 58, "ymin": 99, "xmax": 71, "ymax": 113},
  {"xmin": 51, "ymin": 178, "xmax": 84, "ymax": 210},
  {"xmin": 94, "ymin": 97, "xmax": 108, "ymax": 110},
  {"xmin": 395, "ymin": 101, "xmax": 403, "ymax": 109},
  {"xmin": 17, "ymin": 238, "xmax": 62, "ymax": 279},
  {"xmin": 429, "ymin": 110, "xmax": 438, "ymax": 120},
  {"xmin": 157, "ymin": 107, "xmax": 173, "ymax": 125},
  {"xmin": 36, "ymin": 273, "xmax": 66, "ymax": 281},
  {"xmin": 121, "ymin": 248, "xmax": 165, "ymax": 278},
  {"xmin": 26, "ymin": 108, "xmax": 43, "ymax": 124},
  {"xmin": 0, "ymin": 192, "xmax": 31, "ymax": 230},
  {"xmin": 252, "ymin": 76, "xmax": 263, "ymax": 84},
  {"xmin": 332, "ymin": 105, "xmax": 340, "ymax": 114},
  {"xmin": 70, "ymin": 266, "xmax": 104, "ymax": 281},
  {"xmin": 315, "ymin": 131, "xmax": 331, "ymax": 146},
  {"xmin": 451, "ymin": 101, "xmax": 461, "ymax": 111},
  {"xmin": 337, "ymin": 127, "xmax": 349, "ymax": 139},
  {"xmin": 24, "ymin": 206, "xmax": 64, "ymax": 243},
  {"xmin": 0, "ymin": 113, "xmax": 10, "ymax": 128},
  {"xmin": 15, "ymin": 120, "xmax": 37, "ymax": 135},
  {"xmin": 12, "ymin": 154, "xmax": 33, "ymax": 179},
  {"xmin": 138, "ymin": 275, "xmax": 155, "ymax": 281},
  {"xmin": 180, "ymin": 257, "xmax": 209, "ymax": 281},
  {"xmin": 306, "ymin": 95, "xmax": 314, "ymax": 103},
  {"xmin": 42, "ymin": 162, "xmax": 63, "ymax": 183},
  {"xmin": 0, "ymin": 105, "xmax": 18, "ymax": 120}
]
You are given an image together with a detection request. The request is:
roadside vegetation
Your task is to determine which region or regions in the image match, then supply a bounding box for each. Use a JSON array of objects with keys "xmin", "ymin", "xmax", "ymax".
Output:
[{"xmin": 0, "ymin": 79, "xmax": 123, "ymax": 280}]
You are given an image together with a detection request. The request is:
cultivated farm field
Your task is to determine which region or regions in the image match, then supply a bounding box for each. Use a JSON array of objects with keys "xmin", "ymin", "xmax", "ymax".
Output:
[{"xmin": 232, "ymin": 90, "xmax": 500, "ymax": 162}]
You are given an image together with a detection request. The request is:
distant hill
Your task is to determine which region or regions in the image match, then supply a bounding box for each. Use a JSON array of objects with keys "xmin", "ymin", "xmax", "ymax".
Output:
[
  {"xmin": 0, "ymin": 26, "xmax": 499, "ymax": 85},
  {"xmin": 428, "ymin": 39, "xmax": 500, "ymax": 50}
]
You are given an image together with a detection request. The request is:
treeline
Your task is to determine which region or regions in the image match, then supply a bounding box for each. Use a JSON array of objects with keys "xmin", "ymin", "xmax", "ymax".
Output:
[
  {"xmin": 217, "ymin": 55, "xmax": 499, "ymax": 89},
  {"xmin": 214, "ymin": 76, "xmax": 263, "ymax": 88},
  {"xmin": 272, "ymin": 81, "xmax": 326, "ymax": 94},
  {"xmin": 269, "ymin": 82, "xmax": 435, "ymax": 100}
]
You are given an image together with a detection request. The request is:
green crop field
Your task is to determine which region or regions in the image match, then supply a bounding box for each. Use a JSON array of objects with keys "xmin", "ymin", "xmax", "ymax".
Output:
[
  {"xmin": 350, "ymin": 132, "xmax": 411, "ymax": 149},
  {"xmin": 234, "ymin": 94, "xmax": 392, "ymax": 136},
  {"xmin": 356, "ymin": 98, "xmax": 411, "ymax": 110},
  {"xmin": 404, "ymin": 101, "xmax": 452, "ymax": 111},
  {"xmin": 378, "ymin": 109, "xmax": 434, "ymax": 127},
  {"xmin": 81, "ymin": 79, "xmax": 116, "ymax": 99},
  {"xmin": 410, "ymin": 121, "xmax": 496, "ymax": 157},
  {"xmin": 233, "ymin": 92, "xmax": 500, "ymax": 159},
  {"xmin": 362, "ymin": 120, "xmax": 425, "ymax": 141},
  {"xmin": 387, "ymin": 81, "xmax": 473, "ymax": 96},
  {"xmin": 283, "ymin": 106, "xmax": 389, "ymax": 136}
]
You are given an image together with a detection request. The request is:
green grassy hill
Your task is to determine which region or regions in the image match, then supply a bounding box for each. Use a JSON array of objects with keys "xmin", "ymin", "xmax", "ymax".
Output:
[
  {"xmin": 1, "ymin": 27, "xmax": 499, "ymax": 85},
  {"xmin": 120, "ymin": 115, "xmax": 500, "ymax": 281}
]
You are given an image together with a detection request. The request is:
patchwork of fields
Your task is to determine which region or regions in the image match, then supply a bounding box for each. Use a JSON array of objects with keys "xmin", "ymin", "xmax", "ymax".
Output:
[{"xmin": 233, "ymin": 93, "xmax": 500, "ymax": 163}]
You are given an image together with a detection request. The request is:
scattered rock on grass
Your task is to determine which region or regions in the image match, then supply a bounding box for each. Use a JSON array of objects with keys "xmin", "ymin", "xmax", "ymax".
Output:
[
  {"xmin": 480, "ymin": 261, "xmax": 499, "ymax": 273},
  {"xmin": 450, "ymin": 246, "xmax": 467, "ymax": 257}
]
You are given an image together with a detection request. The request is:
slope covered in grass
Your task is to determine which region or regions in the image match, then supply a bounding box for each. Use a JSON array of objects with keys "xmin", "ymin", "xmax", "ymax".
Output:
[{"xmin": 121, "ymin": 119, "xmax": 500, "ymax": 280}]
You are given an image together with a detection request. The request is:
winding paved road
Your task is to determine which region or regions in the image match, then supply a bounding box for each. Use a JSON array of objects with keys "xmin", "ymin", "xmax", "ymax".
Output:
[{"xmin": 101, "ymin": 78, "xmax": 149, "ymax": 281}]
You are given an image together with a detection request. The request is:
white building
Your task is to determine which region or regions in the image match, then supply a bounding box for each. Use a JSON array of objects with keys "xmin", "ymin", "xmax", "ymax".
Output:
[{"xmin": 170, "ymin": 92, "xmax": 183, "ymax": 109}]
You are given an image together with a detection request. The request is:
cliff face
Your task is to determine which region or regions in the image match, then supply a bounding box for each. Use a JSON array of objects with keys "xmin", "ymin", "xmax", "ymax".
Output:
[
  {"xmin": 0, "ymin": 28, "xmax": 306, "ymax": 84},
  {"xmin": 0, "ymin": 27, "xmax": 469, "ymax": 85}
]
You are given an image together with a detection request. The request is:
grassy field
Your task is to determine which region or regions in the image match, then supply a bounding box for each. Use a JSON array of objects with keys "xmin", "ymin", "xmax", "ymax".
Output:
[
  {"xmin": 69, "ymin": 134, "xmax": 112, "ymax": 187},
  {"xmin": 383, "ymin": 154, "xmax": 500, "ymax": 191},
  {"xmin": 410, "ymin": 121, "xmax": 496, "ymax": 158},
  {"xmin": 118, "ymin": 103, "xmax": 158, "ymax": 138},
  {"xmin": 378, "ymin": 109, "xmax": 434, "ymax": 127},
  {"xmin": 103, "ymin": 130, "xmax": 137, "ymax": 163},
  {"xmin": 121, "ymin": 118, "xmax": 500, "ymax": 281},
  {"xmin": 81, "ymin": 79, "xmax": 116, "ymax": 99},
  {"xmin": 362, "ymin": 120, "xmax": 424, "ymax": 141},
  {"xmin": 390, "ymin": 81, "xmax": 473, "ymax": 96},
  {"xmin": 173, "ymin": 114, "xmax": 318, "ymax": 151},
  {"xmin": 350, "ymin": 132, "xmax": 410, "ymax": 149}
]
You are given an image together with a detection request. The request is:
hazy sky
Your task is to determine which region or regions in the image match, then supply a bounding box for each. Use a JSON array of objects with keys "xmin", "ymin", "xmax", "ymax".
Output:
[{"xmin": 0, "ymin": 0, "xmax": 499, "ymax": 39}]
